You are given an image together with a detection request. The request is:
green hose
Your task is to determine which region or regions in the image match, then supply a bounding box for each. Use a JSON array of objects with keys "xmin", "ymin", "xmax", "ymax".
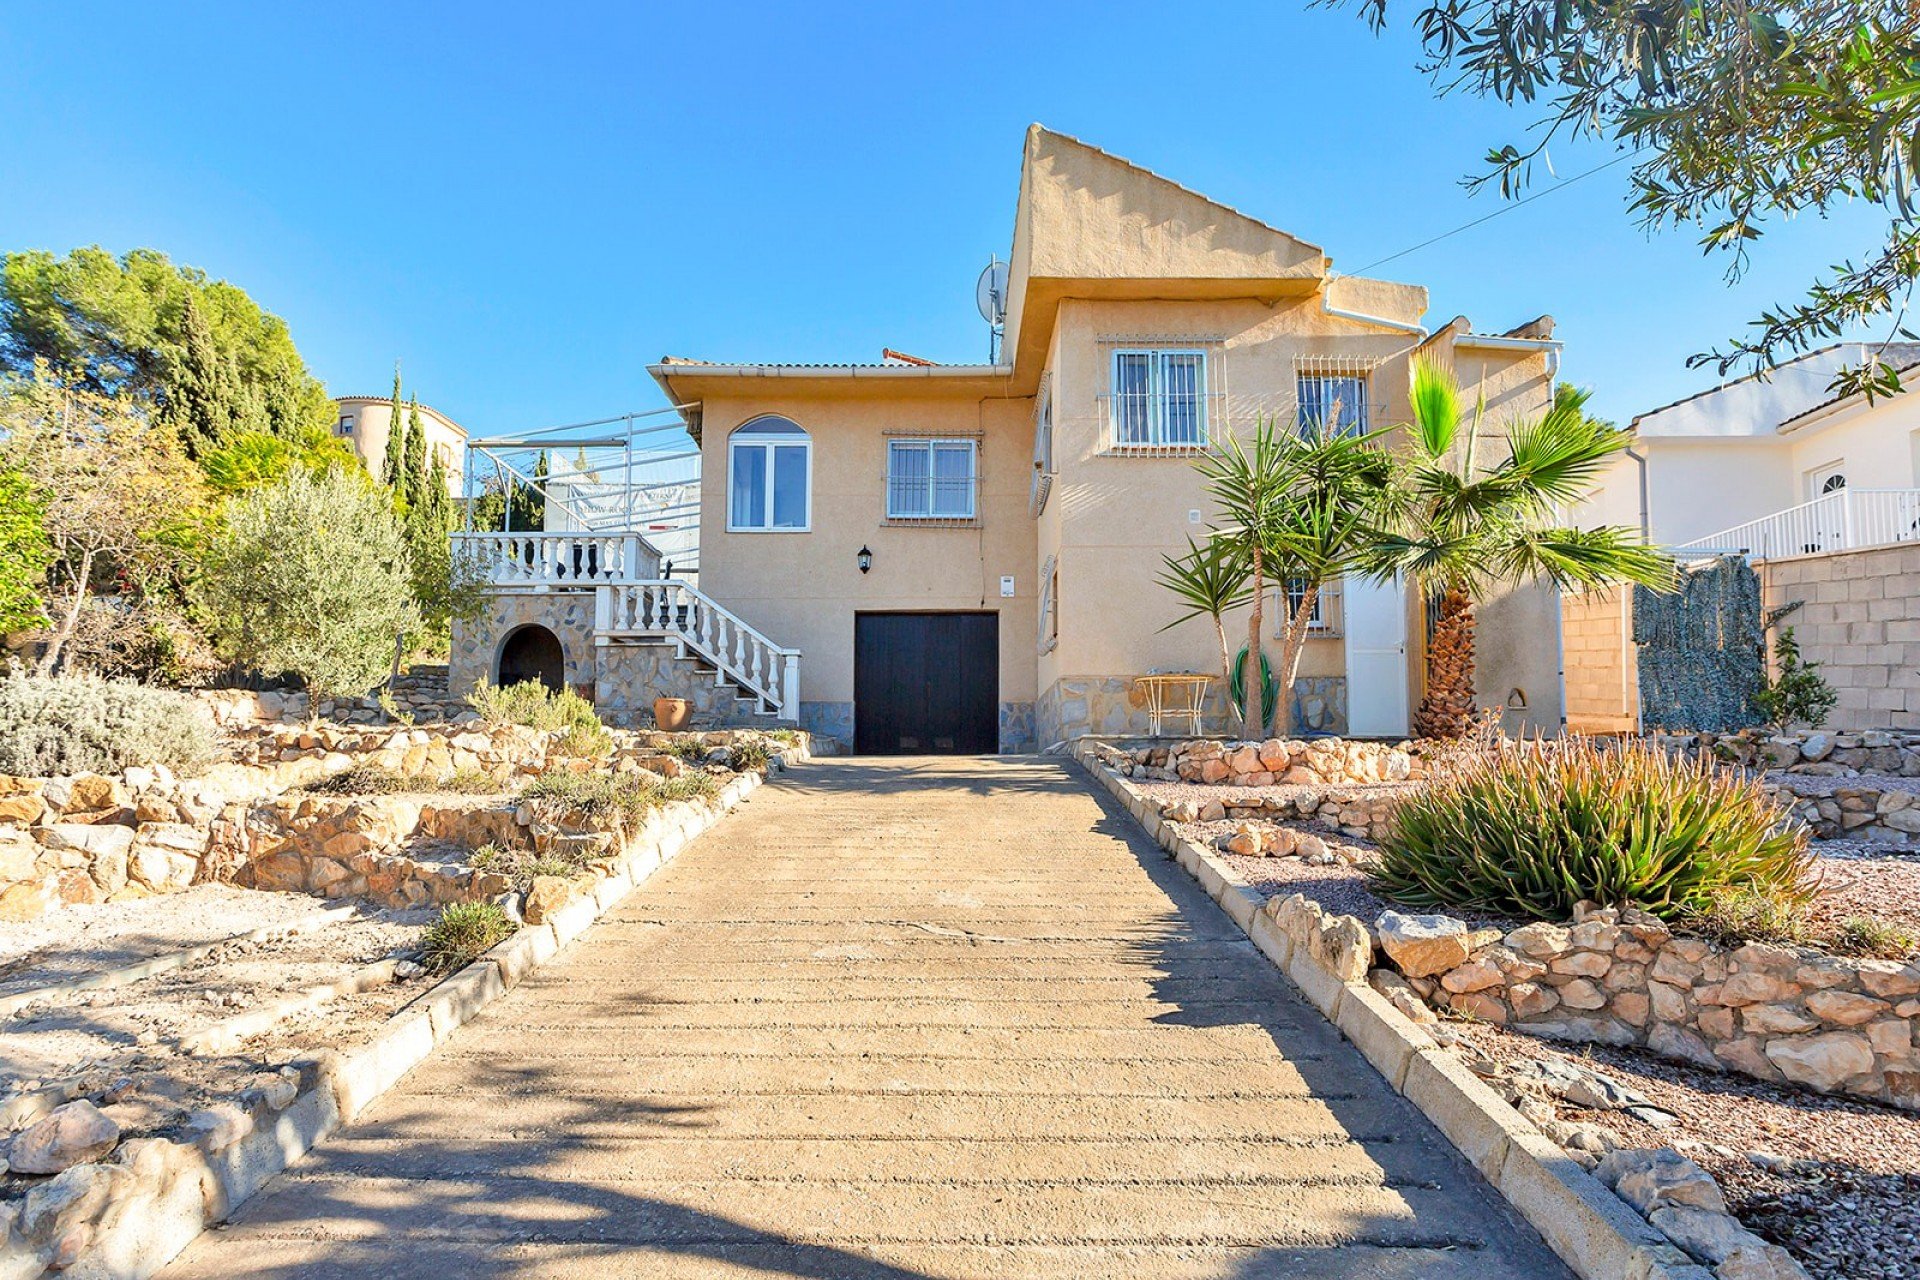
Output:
[{"xmin": 1227, "ymin": 646, "xmax": 1279, "ymax": 733}]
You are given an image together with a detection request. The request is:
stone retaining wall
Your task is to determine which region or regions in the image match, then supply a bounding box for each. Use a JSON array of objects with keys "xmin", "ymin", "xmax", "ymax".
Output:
[
  {"xmin": 1155, "ymin": 788, "xmax": 1404, "ymax": 844},
  {"xmin": 1373, "ymin": 903, "xmax": 1920, "ymax": 1112},
  {"xmin": 0, "ymin": 724, "xmax": 802, "ymax": 923},
  {"xmin": 1095, "ymin": 736, "xmax": 1425, "ymax": 787},
  {"xmin": 0, "ymin": 765, "xmax": 777, "ymax": 1280}
]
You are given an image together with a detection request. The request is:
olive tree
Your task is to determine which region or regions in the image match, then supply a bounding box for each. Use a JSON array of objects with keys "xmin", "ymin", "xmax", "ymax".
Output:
[{"xmin": 197, "ymin": 468, "xmax": 418, "ymax": 709}]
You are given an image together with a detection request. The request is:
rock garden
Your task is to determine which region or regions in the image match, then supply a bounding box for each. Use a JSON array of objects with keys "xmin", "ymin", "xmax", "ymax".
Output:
[
  {"xmin": 0, "ymin": 671, "xmax": 802, "ymax": 1280},
  {"xmin": 1087, "ymin": 731, "xmax": 1920, "ymax": 1280}
]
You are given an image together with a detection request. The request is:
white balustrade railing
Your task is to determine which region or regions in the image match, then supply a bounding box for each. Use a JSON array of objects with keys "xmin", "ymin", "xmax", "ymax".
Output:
[
  {"xmin": 1676, "ymin": 488, "xmax": 1920, "ymax": 562},
  {"xmin": 596, "ymin": 581, "xmax": 800, "ymax": 720},
  {"xmin": 453, "ymin": 532, "xmax": 654, "ymax": 588}
]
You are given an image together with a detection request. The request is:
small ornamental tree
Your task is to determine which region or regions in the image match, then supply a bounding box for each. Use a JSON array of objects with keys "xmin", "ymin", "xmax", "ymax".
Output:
[
  {"xmin": 0, "ymin": 466, "xmax": 52, "ymax": 633},
  {"xmin": 0, "ymin": 365, "xmax": 204, "ymax": 674},
  {"xmin": 197, "ymin": 468, "xmax": 417, "ymax": 709},
  {"xmin": 1755, "ymin": 626, "xmax": 1839, "ymax": 731}
]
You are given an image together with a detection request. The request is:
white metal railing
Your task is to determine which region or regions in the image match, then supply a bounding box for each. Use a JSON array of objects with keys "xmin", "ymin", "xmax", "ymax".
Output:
[
  {"xmin": 595, "ymin": 581, "xmax": 800, "ymax": 720},
  {"xmin": 1675, "ymin": 488, "xmax": 1920, "ymax": 562},
  {"xmin": 453, "ymin": 532, "xmax": 656, "ymax": 588},
  {"xmin": 1095, "ymin": 389, "xmax": 1226, "ymax": 455}
]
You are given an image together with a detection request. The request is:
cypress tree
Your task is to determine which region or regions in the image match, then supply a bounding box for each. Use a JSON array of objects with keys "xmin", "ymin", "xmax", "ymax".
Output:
[
  {"xmin": 381, "ymin": 364, "xmax": 405, "ymax": 491},
  {"xmin": 402, "ymin": 397, "xmax": 427, "ymax": 511}
]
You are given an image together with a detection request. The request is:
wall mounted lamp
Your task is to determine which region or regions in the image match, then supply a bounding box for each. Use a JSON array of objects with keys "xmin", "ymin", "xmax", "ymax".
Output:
[{"xmin": 857, "ymin": 545, "xmax": 873, "ymax": 574}]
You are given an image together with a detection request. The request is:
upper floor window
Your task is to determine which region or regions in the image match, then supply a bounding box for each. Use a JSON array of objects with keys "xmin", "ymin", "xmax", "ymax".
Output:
[
  {"xmin": 335, "ymin": 414, "xmax": 354, "ymax": 437},
  {"xmin": 729, "ymin": 416, "xmax": 810, "ymax": 532},
  {"xmin": 887, "ymin": 438, "xmax": 977, "ymax": 520},
  {"xmin": 1297, "ymin": 373, "xmax": 1369, "ymax": 437},
  {"xmin": 1109, "ymin": 349, "xmax": 1207, "ymax": 449}
]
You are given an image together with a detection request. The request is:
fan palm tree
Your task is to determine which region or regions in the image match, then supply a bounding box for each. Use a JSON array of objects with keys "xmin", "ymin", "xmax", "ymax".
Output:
[{"xmin": 1371, "ymin": 359, "xmax": 1675, "ymax": 738}]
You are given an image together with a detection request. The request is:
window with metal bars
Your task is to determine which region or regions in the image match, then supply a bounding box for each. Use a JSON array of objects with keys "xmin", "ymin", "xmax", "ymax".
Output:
[
  {"xmin": 1296, "ymin": 372, "xmax": 1369, "ymax": 437},
  {"xmin": 886, "ymin": 438, "xmax": 977, "ymax": 520},
  {"xmin": 1110, "ymin": 349, "xmax": 1207, "ymax": 447}
]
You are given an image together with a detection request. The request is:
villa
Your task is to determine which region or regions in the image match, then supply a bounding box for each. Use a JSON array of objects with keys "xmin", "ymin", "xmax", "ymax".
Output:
[{"xmin": 448, "ymin": 126, "xmax": 1569, "ymax": 752}]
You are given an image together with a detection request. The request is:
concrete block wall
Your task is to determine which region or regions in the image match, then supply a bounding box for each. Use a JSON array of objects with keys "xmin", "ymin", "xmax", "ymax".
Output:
[
  {"xmin": 1761, "ymin": 543, "xmax": 1920, "ymax": 730},
  {"xmin": 1561, "ymin": 588, "xmax": 1637, "ymax": 735}
]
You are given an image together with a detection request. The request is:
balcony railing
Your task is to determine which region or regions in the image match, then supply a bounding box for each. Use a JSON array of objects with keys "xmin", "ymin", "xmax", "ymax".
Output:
[
  {"xmin": 452, "ymin": 532, "xmax": 657, "ymax": 588},
  {"xmin": 596, "ymin": 581, "xmax": 800, "ymax": 719},
  {"xmin": 1675, "ymin": 488, "xmax": 1920, "ymax": 561}
]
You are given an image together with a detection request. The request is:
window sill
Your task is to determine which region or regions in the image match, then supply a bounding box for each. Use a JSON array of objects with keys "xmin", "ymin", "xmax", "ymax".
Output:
[
  {"xmin": 1098, "ymin": 443, "xmax": 1209, "ymax": 458},
  {"xmin": 883, "ymin": 515, "xmax": 981, "ymax": 527},
  {"xmin": 726, "ymin": 526, "xmax": 812, "ymax": 535}
]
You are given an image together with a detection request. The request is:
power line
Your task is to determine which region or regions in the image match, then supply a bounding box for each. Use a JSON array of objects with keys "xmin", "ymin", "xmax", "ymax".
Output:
[{"xmin": 1344, "ymin": 151, "xmax": 1637, "ymax": 279}]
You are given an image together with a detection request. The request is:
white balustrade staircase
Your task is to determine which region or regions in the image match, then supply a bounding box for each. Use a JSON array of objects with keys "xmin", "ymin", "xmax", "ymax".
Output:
[
  {"xmin": 454, "ymin": 531, "xmax": 800, "ymax": 722},
  {"xmin": 595, "ymin": 581, "xmax": 800, "ymax": 721}
]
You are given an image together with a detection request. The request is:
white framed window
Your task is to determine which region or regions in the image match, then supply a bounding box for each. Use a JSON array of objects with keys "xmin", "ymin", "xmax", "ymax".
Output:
[
  {"xmin": 728, "ymin": 415, "xmax": 811, "ymax": 532},
  {"xmin": 1297, "ymin": 372, "xmax": 1369, "ymax": 437},
  {"xmin": 887, "ymin": 438, "xmax": 977, "ymax": 520},
  {"xmin": 1109, "ymin": 349, "xmax": 1207, "ymax": 448},
  {"xmin": 335, "ymin": 414, "xmax": 354, "ymax": 437}
]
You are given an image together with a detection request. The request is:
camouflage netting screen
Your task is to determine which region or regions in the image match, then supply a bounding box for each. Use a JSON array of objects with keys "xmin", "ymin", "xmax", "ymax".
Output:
[{"xmin": 1632, "ymin": 555, "xmax": 1763, "ymax": 733}]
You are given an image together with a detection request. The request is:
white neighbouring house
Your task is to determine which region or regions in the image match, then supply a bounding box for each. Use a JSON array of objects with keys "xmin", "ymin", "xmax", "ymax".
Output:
[{"xmin": 1564, "ymin": 343, "xmax": 1920, "ymax": 735}]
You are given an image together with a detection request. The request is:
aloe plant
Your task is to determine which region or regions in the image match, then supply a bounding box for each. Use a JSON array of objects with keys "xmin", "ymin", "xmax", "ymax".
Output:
[{"xmin": 1373, "ymin": 737, "xmax": 1813, "ymax": 921}]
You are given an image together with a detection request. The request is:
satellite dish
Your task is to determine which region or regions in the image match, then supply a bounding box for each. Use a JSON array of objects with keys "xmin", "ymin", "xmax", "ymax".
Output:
[{"xmin": 976, "ymin": 257, "xmax": 1010, "ymax": 325}]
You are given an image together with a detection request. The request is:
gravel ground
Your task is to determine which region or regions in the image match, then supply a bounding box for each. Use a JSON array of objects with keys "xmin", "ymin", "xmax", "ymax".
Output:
[
  {"xmin": 0, "ymin": 885, "xmax": 338, "ymax": 988},
  {"xmin": 0, "ymin": 907, "xmax": 430, "ymax": 1091},
  {"xmin": 1455, "ymin": 1020, "xmax": 1920, "ymax": 1280}
]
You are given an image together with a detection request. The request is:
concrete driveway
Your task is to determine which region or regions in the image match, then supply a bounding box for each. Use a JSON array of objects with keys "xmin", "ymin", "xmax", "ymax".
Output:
[{"xmin": 164, "ymin": 755, "xmax": 1570, "ymax": 1279}]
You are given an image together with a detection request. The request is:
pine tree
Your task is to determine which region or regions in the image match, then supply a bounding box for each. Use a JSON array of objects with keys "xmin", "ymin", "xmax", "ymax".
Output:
[{"xmin": 381, "ymin": 364, "xmax": 405, "ymax": 492}]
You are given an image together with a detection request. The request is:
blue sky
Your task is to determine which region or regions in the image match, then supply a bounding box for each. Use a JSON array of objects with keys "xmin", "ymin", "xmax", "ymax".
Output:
[{"xmin": 0, "ymin": 2, "xmax": 1893, "ymax": 434}]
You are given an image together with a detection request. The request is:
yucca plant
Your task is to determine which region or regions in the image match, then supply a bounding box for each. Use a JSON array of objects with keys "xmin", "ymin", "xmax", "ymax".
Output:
[{"xmin": 1373, "ymin": 737, "xmax": 1814, "ymax": 921}]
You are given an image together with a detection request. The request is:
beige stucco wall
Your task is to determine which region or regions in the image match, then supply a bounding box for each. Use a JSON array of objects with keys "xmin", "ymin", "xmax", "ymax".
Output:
[
  {"xmin": 690, "ymin": 388, "xmax": 1039, "ymax": 717},
  {"xmin": 1561, "ymin": 587, "xmax": 1638, "ymax": 734},
  {"xmin": 1040, "ymin": 295, "xmax": 1426, "ymax": 711},
  {"xmin": 1759, "ymin": 542, "xmax": 1920, "ymax": 730},
  {"xmin": 336, "ymin": 398, "xmax": 465, "ymax": 493}
]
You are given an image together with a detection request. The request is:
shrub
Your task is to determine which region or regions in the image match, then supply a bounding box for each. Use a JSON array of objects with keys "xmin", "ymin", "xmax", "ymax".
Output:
[
  {"xmin": 1684, "ymin": 885, "xmax": 1812, "ymax": 948},
  {"xmin": 1373, "ymin": 737, "xmax": 1813, "ymax": 922},
  {"xmin": 0, "ymin": 671, "xmax": 218, "ymax": 776},
  {"xmin": 463, "ymin": 841, "xmax": 589, "ymax": 890},
  {"xmin": 1754, "ymin": 626, "xmax": 1837, "ymax": 731},
  {"xmin": 466, "ymin": 679, "xmax": 611, "ymax": 756},
  {"xmin": 421, "ymin": 901, "xmax": 515, "ymax": 974},
  {"xmin": 302, "ymin": 763, "xmax": 505, "ymax": 796},
  {"xmin": 521, "ymin": 767, "xmax": 720, "ymax": 833},
  {"xmin": 1832, "ymin": 915, "xmax": 1917, "ymax": 960},
  {"xmin": 195, "ymin": 468, "xmax": 418, "ymax": 707},
  {"xmin": 728, "ymin": 739, "xmax": 773, "ymax": 772}
]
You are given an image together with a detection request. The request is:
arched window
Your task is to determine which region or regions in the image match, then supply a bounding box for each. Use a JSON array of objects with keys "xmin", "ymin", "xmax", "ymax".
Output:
[{"xmin": 728, "ymin": 416, "xmax": 811, "ymax": 532}]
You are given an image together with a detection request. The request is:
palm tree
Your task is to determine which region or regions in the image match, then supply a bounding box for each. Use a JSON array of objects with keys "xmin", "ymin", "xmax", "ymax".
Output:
[
  {"xmin": 1155, "ymin": 536, "xmax": 1251, "ymax": 688},
  {"xmin": 1373, "ymin": 359, "xmax": 1675, "ymax": 738},
  {"xmin": 1196, "ymin": 418, "xmax": 1290, "ymax": 741},
  {"xmin": 1190, "ymin": 414, "xmax": 1397, "ymax": 739}
]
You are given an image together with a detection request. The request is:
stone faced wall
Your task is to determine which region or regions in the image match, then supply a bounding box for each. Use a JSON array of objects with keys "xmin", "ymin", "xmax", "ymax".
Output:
[
  {"xmin": 1036, "ymin": 676, "xmax": 1346, "ymax": 746},
  {"xmin": 1760, "ymin": 541, "xmax": 1920, "ymax": 731},
  {"xmin": 449, "ymin": 593, "xmax": 598, "ymax": 700},
  {"xmin": 1378, "ymin": 904, "xmax": 1920, "ymax": 1111},
  {"xmin": 1100, "ymin": 736, "xmax": 1422, "ymax": 787}
]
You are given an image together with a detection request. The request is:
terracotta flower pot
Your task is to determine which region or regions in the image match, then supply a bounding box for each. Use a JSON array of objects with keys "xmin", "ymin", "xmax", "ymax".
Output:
[{"xmin": 653, "ymin": 697, "xmax": 692, "ymax": 732}]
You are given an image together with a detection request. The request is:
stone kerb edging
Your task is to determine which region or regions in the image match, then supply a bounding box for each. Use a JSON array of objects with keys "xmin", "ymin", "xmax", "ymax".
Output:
[
  {"xmin": 0, "ymin": 751, "xmax": 801, "ymax": 1280},
  {"xmin": 1070, "ymin": 740, "xmax": 1710, "ymax": 1280}
]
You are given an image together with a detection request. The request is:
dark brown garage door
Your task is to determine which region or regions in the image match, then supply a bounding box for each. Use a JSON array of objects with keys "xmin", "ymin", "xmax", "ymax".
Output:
[{"xmin": 854, "ymin": 612, "xmax": 999, "ymax": 755}]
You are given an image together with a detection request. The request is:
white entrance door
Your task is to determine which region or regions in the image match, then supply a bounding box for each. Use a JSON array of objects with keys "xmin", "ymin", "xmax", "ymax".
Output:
[{"xmin": 1343, "ymin": 574, "xmax": 1409, "ymax": 737}]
